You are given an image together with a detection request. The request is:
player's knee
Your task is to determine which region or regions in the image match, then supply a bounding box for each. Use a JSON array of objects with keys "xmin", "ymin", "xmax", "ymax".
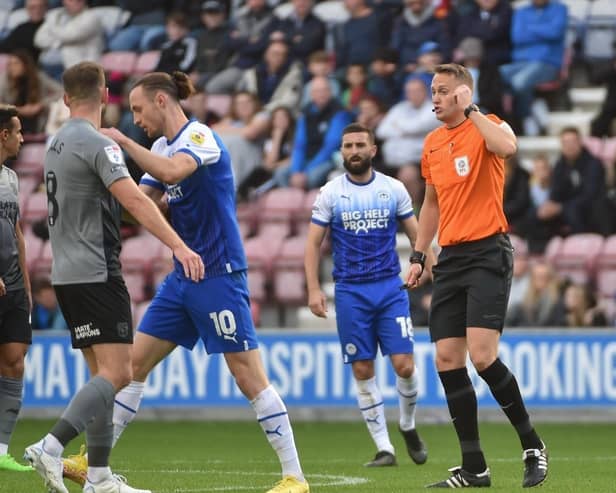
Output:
[
  {"xmin": 469, "ymin": 352, "xmax": 496, "ymax": 372},
  {"xmin": 0, "ymin": 355, "xmax": 25, "ymax": 378},
  {"xmin": 392, "ymin": 359, "xmax": 414, "ymax": 378},
  {"xmin": 434, "ymin": 352, "xmax": 465, "ymax": 371}
]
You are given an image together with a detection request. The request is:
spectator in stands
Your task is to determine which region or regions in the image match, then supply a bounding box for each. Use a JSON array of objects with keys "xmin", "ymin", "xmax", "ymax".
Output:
[
  {"xmin": 499, "ymin": 0, "xmax": 568, "ymax": 136},
  {"xmin": 30, "ymin": 277, "xmax": 68, "ymax": 331},
  {"xmin": 206, "ymin": 0, "xmax": 276, "ymax": 94},
  {"xmin": 411, "ymin": 40, "xmax": 443, "ymax": 88},
  {"xmin": 356, "ymin": 95, "xmax": 386, "ymax": 170},
  {"xmin": 193, "ymin": 0, "xmax": 232, "ymax": 89},
  {"xmin": 341, "ymin": 63, "xmax": 369, "ymax": 113},
  {"xmin": 237, "ymin": 40, "xmax": 303, "ymax": 114},
  {"xmin": 0, "ymin": 0, "xmax": 48, "ymax": 62},
  {"xmin": 456, "ymin": 36, "xmax": 505, "ymax": 117},
  {"xmin": 542, "ymin": 127, "xmax": 606, "ymax": 235},
  {"xmin": 503, "ymin": 155, "xmax": 530, "ymax": 235},
  {"xmin": 34, "ymin": 0, "xmax": 105, "ymax": 79},
  {"xmin": 375, "ymin": 76, "xmax": 439, "ymax": 204},
  {"xmin": 521, "ymin": 154, "xmax": 554, "ymax": 253},
  {"xmin": 454, "ymin": 0, "xmax": 512, "ymax": 66},
  {"xmin": 237, "ymin": 105, "xmax": 296, "ymax": 201},
  {"xmin": 155, "ymin": 11, "xmax": 198, "ymax": 75},
  {"xmin": 390, "ymin": 0, "xmax": 451, "ymax": 75},
  {"xmin": 301, "ymin": 50, "xmax": 341, "ymax": 107},
  {"xmin": 212, "ymin": 91, "xmax": 270, "ymax": 188},
  {"xmin": 560, "ymin": 283, "xmax": 608, "ymax": 327},
  {"xmin": 269, "ymin": 0, "xmax": 325, "ymax": 64},
  {"xmin": 506, "ymin": 250, "xmax": 530, "ymax": 319},
  {"xmin": 507, "ymin": 261, "xmax": 563, "ymax": 327},
  {"xmin": 367, "ymin": 47, "xmax": 402, "ymax": 110},
  {"xmin": 335, "ymin": 0, "xmax": 385, "ymax": 72},
  {"xmin": 106, "ymin": 0, "xmax": 167, "ymax": 53},
  {"xmin": 589, "ymin": 58, "xmax": 616, "ymax": 138},
  {"xmin": 268, "ymin": 76, "xmax": 353, "ymax": 190},
  {"xmin": 0, "ymin": 50, "xmax": 63, "ymax": 135},
  {"xmin": 183, "ymin": 86, "xmax": 220, "ymax": 127}
]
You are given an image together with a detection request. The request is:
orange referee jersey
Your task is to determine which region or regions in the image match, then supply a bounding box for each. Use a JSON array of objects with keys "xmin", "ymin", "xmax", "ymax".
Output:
[{"xmin": 421, "ymin": 114, "xmax": 509, "ymax": 246}]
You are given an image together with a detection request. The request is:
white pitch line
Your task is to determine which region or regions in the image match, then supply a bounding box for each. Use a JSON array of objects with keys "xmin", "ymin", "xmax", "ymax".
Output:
[{"xmin": 119, "ymin": 470, "xmax": 369, "ymax": 492}]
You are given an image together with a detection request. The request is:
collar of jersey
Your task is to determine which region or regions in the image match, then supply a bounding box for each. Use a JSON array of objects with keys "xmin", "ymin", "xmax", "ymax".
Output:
[
  {"xmin": 167, "ymin": 118, "xmax": 197, "ymax": 146},
  {"xmin": 345, "ymin": 169, "xmax": 375, "ymax": 186}
]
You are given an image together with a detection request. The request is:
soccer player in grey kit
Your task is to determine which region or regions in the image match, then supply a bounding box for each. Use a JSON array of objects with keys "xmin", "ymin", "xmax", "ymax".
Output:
[
  {"xmin": 24, "ymin": 62, "xmax": 204, "ymax": 493},
  {"xmin": 0, "ymin": 104, "xmax": 35, "ymax": 472}
]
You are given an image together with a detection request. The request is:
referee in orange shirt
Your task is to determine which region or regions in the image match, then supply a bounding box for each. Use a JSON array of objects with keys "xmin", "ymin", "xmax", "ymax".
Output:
[{"xmin": 406, "ymin": 63, "xmax": 548, "ymax": 489}]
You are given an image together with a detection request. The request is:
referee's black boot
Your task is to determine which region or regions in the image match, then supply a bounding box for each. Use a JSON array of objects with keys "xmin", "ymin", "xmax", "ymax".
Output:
[
  {"xmin": 426, "ymin": 467, "xmax": 491, "ymax": 488},
  {"xmin": 522, "ymin": 442, "xmax": 548, "ymax": 488}
]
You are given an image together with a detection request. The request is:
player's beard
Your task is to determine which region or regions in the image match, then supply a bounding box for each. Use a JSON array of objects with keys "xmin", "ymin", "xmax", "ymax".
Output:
[{"xmin": 343, "ymin": 155, "xmax": 372, "ymax": 176}]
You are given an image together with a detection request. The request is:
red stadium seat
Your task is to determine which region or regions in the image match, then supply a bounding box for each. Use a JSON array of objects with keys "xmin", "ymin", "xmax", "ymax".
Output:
[
  {"xmin": 244, "ymin": 234, "xmax": 284, "ymax": 275},
  {"xmin": 258, "ymin": 187, "xmax": 305, "ymax": 236},
  {"xmin": 552, "ymin": 233, "xmax": 604, "ymax": 284},
  {"xmin": 31, "ymin": 240, "xmax": 53, "ymax": 278},
  {"xmin": 100, "ymin": 51, "xmax": 138, "ymax": 75},
  {"xmin": 272, "ymin": 269, "xmax": 306, "ymax": 305},
  {"xmin": 133, "ymin": 50, "xmax": 161, "ymax": 76},
  {"xmin": 120, "ymin": 233, "xmax": 165, "ymax": 271},
  {"xmin": 22, "ymin": 192, "xmax": 48, "ymax": 224},
  {"xmin": 247, "ymin": 267, "xmax": 267, "ymax": 303},
  {"xmin": 596, "ymin": 270, "xmax": 616, "ymax": 298},
  {"xmin": 597, "ymin": 235, "xmax": 616, "ymax": 266},
  {"xmin": 13, "ymin": 143, "xmax": 46, "ymax": 177},
  {"xmin": 543, "ymin": 236, "xmax": 563, "ymax": 264}
]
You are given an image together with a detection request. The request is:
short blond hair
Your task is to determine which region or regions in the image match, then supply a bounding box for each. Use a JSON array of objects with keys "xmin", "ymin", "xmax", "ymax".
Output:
[{"xmin": 433, "ymin": 63, "xmax": 474, "ymax": 90}]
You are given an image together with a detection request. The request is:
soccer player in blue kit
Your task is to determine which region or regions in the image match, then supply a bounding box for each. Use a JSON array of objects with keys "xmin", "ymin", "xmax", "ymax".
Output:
[
  {"xmin": 96, "ymin": 71, "xmax": 309, "ymax": 493},
  {"xmin": 304, "ymin": 123, "xmax": 429, "ymax": 468}
]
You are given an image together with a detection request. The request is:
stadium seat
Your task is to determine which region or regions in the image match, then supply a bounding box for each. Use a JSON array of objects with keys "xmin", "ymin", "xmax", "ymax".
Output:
[
  {"xmin": 258, "ymin": 187, "xmax": 305, "ymax": 236},
  {"xmin": 247, "ymin": 267, "xmax": 267, "ymax": 303},
  {"xmin": 22, "ymin": 192, "xmax": 48, "ymax": 224},
  {"xmin": 31, "ymin": 240, "xmax": 52, "ymax": 278},
  {"xmin": 122, "ymin": 268, "xmax": 148, "ymax": 303},
  {"xmin": 272, "ymin": 269, "xmax": 306, "ymax": 305},
  {"xmin": 133, "ymin": 50, "xmax": 161, "ymax": 76},
  {"xmin": 206, "ymin": 94, "xmax": 232, "ymax": 118},
  {"xmin": 236, "ymin": 202, "xmax": 257, "ymax": 236},
  {"xmin": 244, "ymin": 234, "xmax": 285, "ymax": 275},
  {"xmin": 596, "ymin": 270, "xmax": 616, "ymax": 298},
  {"xmin": 13, "ymin": 143, "xmax": 46, "ymax": 177},
  {"xmin": 552, "ymin": 233, "xmax": 604, "ymax": 284},
  {"xmin": 100, "ymin": 51, "xmax": 138, "ymax": 76},
  {"xmin": 22, "ymin": 227, "xmax": 44, "ymax": 272},
  {"xmin": 120, "ymin": 233, "xmax": 165, "ymax": 272},
  {"xmin": 294, "ymin": 188, "xmax": 319, "ymax": 235},
  {"xmin": 543, "ymin": 236, "xmax": 563, "ymax": 264},
  {"xmin": 17, "ymin": 175, "xmax": 41, "ymax": 195}
]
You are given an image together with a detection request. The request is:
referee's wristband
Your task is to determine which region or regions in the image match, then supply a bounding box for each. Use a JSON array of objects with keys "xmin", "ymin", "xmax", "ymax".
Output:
[{"xmin": 410, "ymin": 251, "xmax": 426, "ymax": 273}]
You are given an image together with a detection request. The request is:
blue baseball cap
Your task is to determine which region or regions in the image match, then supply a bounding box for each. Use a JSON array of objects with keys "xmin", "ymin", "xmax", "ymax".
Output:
[{"xmin": 418, "ymin": 41, "xmax": 440, "ymax": 56}]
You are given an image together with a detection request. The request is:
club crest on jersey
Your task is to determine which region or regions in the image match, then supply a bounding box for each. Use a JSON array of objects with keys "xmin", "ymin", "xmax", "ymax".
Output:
[
  {"xmin": 454, "ymin": 155, "xmax": 470, "ymax": 176},
  {"xmin": 345, "ymin": 343, "xmax": 357, "ymax": 355},
  {"xmin": 190, "ymin": 130, "xmax": 205, "ymax": 145},
  {"xmin": 377, "ymin": 191, "xmax": 390, "ymax": 202},
  {"xmin": 104, "ymin": 145, "xmax": 123, "ymax": 165}
]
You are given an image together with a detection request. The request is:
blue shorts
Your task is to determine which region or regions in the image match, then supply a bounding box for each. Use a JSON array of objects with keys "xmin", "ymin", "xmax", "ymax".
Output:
[
  {"xmin": 139, "ymin": 270, "xmax": 259, "ymax": 354},
  {"xmin": 334, "ymin": 275, "xmax": 414, "ymax": 363}
]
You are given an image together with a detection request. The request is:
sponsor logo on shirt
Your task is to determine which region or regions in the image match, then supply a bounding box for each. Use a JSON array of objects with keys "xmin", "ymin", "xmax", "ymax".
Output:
[
  {"xmin": 341, "ymin": 209, "xmax": 390, "ymax": 234},
  {"xmin": 454, "ymin": 155, "xmax": 470, "ymax": 176},
  {"xmin": 104, "ymin": 145, "xmax": 124, "ymax": 165},
  {"xmin": 190, "ymin": 130, "xmax": 205, "ymax": 145}
]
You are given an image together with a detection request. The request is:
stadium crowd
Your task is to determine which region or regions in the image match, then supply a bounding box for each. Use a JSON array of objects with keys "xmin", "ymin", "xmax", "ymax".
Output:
[{"xmin": 1, "ymin": 0, "xmax": 615, "ymax": 327}]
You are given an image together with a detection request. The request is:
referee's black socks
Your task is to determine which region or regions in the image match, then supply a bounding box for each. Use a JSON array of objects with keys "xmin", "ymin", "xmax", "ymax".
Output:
[
  {"xmin": 439, "ymin": 368, "xmax": 487, "ymax": 473},
  {"xmin": 478, "ymin": 358, "xmax": 543, "ymax": 451}
]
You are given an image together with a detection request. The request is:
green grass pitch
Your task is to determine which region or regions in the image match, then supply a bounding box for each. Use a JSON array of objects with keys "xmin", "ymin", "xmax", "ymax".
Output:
[{"xmin": 3, "ymin": 420, "xmax": 615, "ymax": 492}]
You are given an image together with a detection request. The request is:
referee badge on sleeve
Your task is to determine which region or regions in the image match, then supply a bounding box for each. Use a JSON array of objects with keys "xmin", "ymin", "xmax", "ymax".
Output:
[{"xmin": 454, "ymin": 155, "xmax": 470, "ymax": 177}]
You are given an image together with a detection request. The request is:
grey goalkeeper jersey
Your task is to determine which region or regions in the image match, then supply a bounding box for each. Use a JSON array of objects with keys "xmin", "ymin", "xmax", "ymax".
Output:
[
  {"xmin": 0, "ymin": 165, "xmax": 23, "ymax": 291},
  {"xmin": 45, "ymin": 118, "xmax": 131, "ymax": 285}
]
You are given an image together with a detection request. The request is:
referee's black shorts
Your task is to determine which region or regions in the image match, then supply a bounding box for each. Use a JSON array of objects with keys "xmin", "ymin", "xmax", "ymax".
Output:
[
  {"xmin": 55, "ymin": 276, "xmax": 133, "ymax": 349},
  {"xmin": 429, "ymin": 233, "xmax": 513, "ymax": 342}
]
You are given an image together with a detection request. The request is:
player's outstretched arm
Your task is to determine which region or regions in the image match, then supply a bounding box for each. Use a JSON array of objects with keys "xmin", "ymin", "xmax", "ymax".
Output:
[
  {"xmin": 406, "ymin": 185, "xmax": 439, "ymax": 288},
  {"xmin": 101, "ymin": 127, "xmax": 197, "ymax": 184},
  {"xmin": 110, "ymin": 177, "xmax": 204, "ymax": 282},
  {"xmin": 304, "ymin": 223, "xmax": 328, "ymax": 318}
]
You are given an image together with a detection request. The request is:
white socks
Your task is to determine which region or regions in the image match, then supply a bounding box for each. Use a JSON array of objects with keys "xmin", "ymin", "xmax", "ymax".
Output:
[
  {"xmin": 397, "ymin": 372, "xmax": 419, "ymax": 431},
  {"xmin": 356, "ymin": 377, "xmax": 394, "ymax": 454},
  {"xmin": 112, "ymin": 381, "xmax": 145, "ymax": 447},
  {"xmin": 41, "ymin": 434, "xmax": 64, "ymax": 457},
  {"xmin": 251, "ymin": 385, "xmax": 304, "ymax": 482},
  {"xmin": 87, "ymin": 466, "xmax": 112, "ymax": 483}
]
